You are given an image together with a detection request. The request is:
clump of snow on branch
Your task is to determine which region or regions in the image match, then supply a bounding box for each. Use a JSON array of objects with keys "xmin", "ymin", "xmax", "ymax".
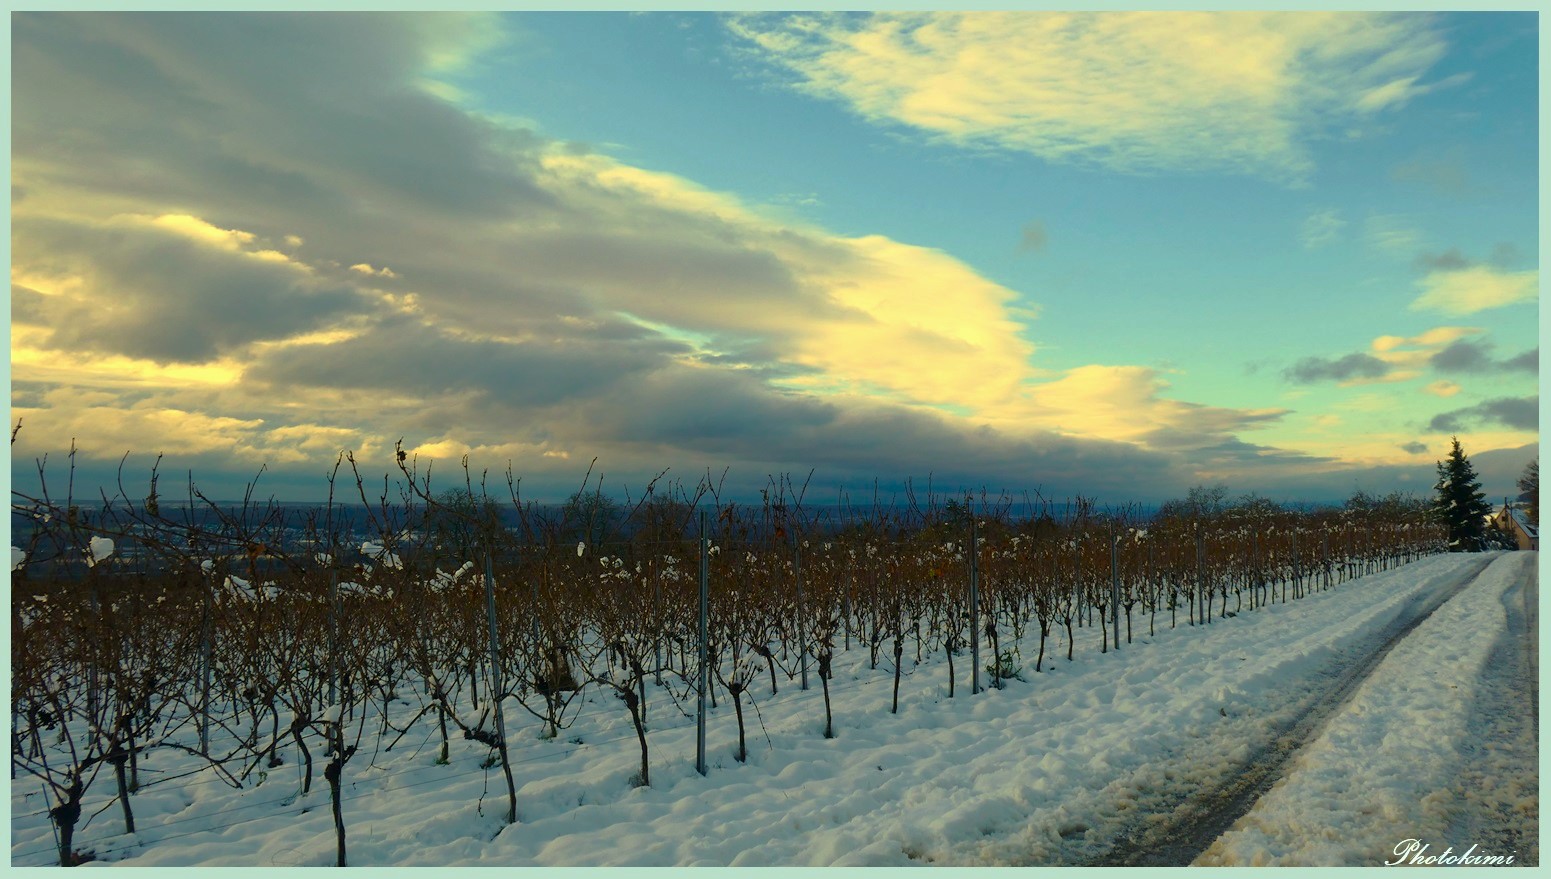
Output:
[
  {"xmin": 361, "ymin": 541, "xmax": 402, "ymax": 570},
  {"xmin": 85, "ymin": 536, "xmax": 115, "ymax": 567}
]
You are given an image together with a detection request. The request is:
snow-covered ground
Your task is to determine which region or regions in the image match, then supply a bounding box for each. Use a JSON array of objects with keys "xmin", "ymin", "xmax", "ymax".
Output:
[
  {"xmin": 9, "ymin": 552, "xmax": 1536, "ymax": 868},
  {"xmin": 1198, "ymin": 551, "xmax": 1538, "ymax": 867}
]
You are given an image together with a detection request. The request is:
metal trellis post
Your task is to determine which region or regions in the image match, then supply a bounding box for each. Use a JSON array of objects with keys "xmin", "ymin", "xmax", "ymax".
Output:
[
  {"xmin": 795, "ymin": 537, "xmax": 808, "ymax": 691},
  {"xmin": 969, "ymin": 515, "xmax": 980, "ymax": 695},
  {"xmin": 696, "ymin": 510, "xmax": 709, "ymax": 776},
  {"xmin": 1110, "ymin": 531, "xmax": 1120, "ymax": 651}
]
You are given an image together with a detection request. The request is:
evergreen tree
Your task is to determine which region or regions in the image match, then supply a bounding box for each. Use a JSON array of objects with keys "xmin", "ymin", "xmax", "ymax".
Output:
[{"xmin": 1432, "ymin": 437, "xmax": 1493, "ymax": 551}]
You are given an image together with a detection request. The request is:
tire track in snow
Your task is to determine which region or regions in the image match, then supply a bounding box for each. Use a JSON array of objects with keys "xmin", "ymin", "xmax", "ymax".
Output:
[
  {"xmin": 1438, "ymin": 553, "xmax": 1537, "ymax": 865},
  {"xmin": 1084, "ymin": 554, "xmax": 1498, "ymax": 867}
]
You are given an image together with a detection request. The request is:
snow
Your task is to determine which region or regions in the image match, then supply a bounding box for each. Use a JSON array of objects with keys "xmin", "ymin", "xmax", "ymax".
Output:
[
  {"xmin": 85, "ymin": 535, "xmax": 115, "ymax": 567},
  {"xmin": 361, "ymin": 540, "xmax": 402, "ymax": 570},
  {"xmin": 11, "ymin": 546, "xmax": 25, "ymax": 571},
  {"xmin": 430, "ymin": 561, "xmax": 476, "ymax": 591},
  {"xmin": 1198, "ymin": 551, "xmax": 1537, "ymax": 866},
  {"xmin": 9, "ymin": 552, "xmax": 1534, "ymax": 868},
  {"xmin": 222, "ymin": 574, "xmax": 282, "ymax": 601}
]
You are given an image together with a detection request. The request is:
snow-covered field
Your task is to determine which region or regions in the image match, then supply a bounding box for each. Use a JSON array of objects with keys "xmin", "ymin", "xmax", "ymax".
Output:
[{"xmin": 10, "ymin": 551, "xmax": 1535, "ymax": 868}]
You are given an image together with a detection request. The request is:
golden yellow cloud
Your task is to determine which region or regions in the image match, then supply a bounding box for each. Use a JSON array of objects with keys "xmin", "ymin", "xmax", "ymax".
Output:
[
  {"xmin": 14, "ymin": 397, "xmax": 266, "ymax": 458},
  {"xmin": 733, "ymin": 11, "xmax": 1447, "ymax": 180},
  {"xmin": 1410, "ymin": 266, "xmax": 1539, "ymax": 315},
  {"xmin": 134, "ymin": 213, "xmax": 309, "ymax": 270},
  {"xmin": 10, "ymin": 391, "xmax": 392, "ymax": 467},
  {"xmin": 1371, "ymin": 325, "xmax": 1481, "ymax": 354},
  {"xmin": 534, "ymin": 150, "xmax": 1263, "ymax": 452},
  {"xmin": 540, "ymin": 149, "xmax": 1039, "ymax": 415},
  {"xmin": 147, "ymin": 213, "xmax": 255, "ymax": 249},
  {"xmin": 785, "ymin": 234, "xmax": 1034, "ymax": 411},
  {"xmin": 1367, "ymin": 325, "xmax": 1485, "ymax": 378},
  {"xmin": 11, "ymin": 326, "xmax": 244, "ymax": 389}
]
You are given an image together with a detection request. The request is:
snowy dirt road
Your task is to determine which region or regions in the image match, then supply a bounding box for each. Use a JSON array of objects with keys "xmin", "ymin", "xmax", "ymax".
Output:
[
  {"xmin": 1193, "ymin": 552, "xmax": 1538, "ymax": 867},
  {"xmin": 1085, "ymin": 552, "xmax": 1509, "ymax": 866},
  {"xmin": 1436, "ymin": 551, "xmax": 1538, "ymax": 865}
]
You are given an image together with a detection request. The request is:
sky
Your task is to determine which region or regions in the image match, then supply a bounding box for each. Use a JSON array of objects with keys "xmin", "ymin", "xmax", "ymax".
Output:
[{"xmin": 8, "ymin": 10, "xmax": 1541, "ymax": 508}]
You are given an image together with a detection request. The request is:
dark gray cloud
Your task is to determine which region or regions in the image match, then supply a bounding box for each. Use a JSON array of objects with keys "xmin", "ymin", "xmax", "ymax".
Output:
[
  {"xmin": 1399, "ymin": 441, "xmax": 1428, "ymax": 454},
  {"xmin": 13, "ymin": 13, "xmax": 556, "ymax": 221},
  {"xmin": 1412, "ymin": 242, "xmax": 1527, "ymax": 274},
  {"xmin": 1428, "ymin": 339, "xmax": 1492, "ymax": 373},
  {"xmin": 1283, "ymin": 352, "xmax": 1391, "ymax": 383},
  {"xmin": 1139, "ymin": 405, "xmax": 1292, "ymax": 458},
  {"xmin": 14, "ymin": 216, "xmax": 365, "ymax": 363},
  {"xmin": 10, "ymin": 285, "xmax": 52, "ymax": 327},
  {"xmin": 246, "ymin": 315, "xmax": 684, "ymax": 406},
  {"xmin": 1489, "ymin": 242, "xmax": 1523, "ymax": 269},
  {"xmin": 1469, "ymin": 443, "xmax": 1540, "ymax": 505},
  {"xmin": 1412, "ymin": 248, "xmax": 1472, "ymax": 273},
  {"xmin": 1428, "ymin": 396, "xmax": 1538, "ymax": 433},
  {"xmin": 1285, "ymin": 336, "xmax": 1535, "ymax": 387},
  {"xmin": 1501, "ymin": 348, "xmax": 1538, "ymax": 373},
  {"xmin": 1430, "ymin": 339, "xmax": 1538, "ymax": 375}
]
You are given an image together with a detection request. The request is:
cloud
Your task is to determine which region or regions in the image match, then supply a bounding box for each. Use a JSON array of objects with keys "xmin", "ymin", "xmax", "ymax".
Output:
[
  {"xmin": 1429, "ymin": 339, "xmax": 1538, "ymax": 375},
  {"xmin": 1412, "ymin": 247, "xmax": 1472, "ymax": 272},
  {"xmin": 1287, "ymin": 328, "xmax": 1534, "ymax": 394},
  {"xmin": 1427, "ymin": 396, "xmax": 1537, "ymax": 433},
  {"xmin": 1369, "ymin": 325, "xmax": 1481, "ymax": 357},
  {"xmin": 1405, "ymin": 247, "xmax": 1538, "ymax": 316},
  {"xmin": 1428, "ymin": 339, "xmax": 1492, "ymax": 373},
  {"xmin": 7, "ymin": 12, "xmax": 1389, "ymax": 506},
  {"xmin": 729, "ymin": 11, "xmax": 1449, "ymax": 181},
  {"xmin": 1284, "ymin": 352, "xmax": 1392, "ymax": 384},
  {"xmin": 1410, "ymin": 265, "xmax": 1539, "ymax": 315},
  {"xmin": 1363, "ymin": 214, "xmax": 1422, "ymax": 254},
  {"xmin": 14, "ymin": 14, "xmax": 1041, "ymax": 407},
  {"xmin": 1399, "ymin": 441, "xmax": 1428, "ymax": 454},
  {"xmin": 10, "ymin": 386, "xmax": 350, "ymax": 466},
  {"xmin": 977, "ymin": 364, "xmax": 1294, "ymax": 469},
  {"xmin": 1284, "ymin": 325, "xmax": 1539, "ymax": 391},
  {"xmin": 349, "ymin": 262, "xmax": 398, "ymax": 278},
  {"xmin": 1389, "ymin": 148, "xmax": 1478, "ymax": 197},
  {"xmin": 1489, "ymin": 242, "xmax": 1522, "ymax": 268},
  {"xmin": 1299, "ymin": 208, "xmax": 1346, "ymax": 249},
  {"xmin": 1501, "ymin": 348, "xmax": 1538, "ymax": 373},
  {"xmin": 11, "ymin": 212, "xmax": 365, "ymax": 363},
  {"xmin": 1019, "ymin": 220, "xmax": 1047, "ymax": 253}
]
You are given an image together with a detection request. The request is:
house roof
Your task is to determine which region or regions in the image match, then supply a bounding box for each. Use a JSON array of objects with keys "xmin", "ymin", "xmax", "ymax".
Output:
[{"xmin": 1500, "ymin": 504, "xmax": 1537, "ymax": 539}]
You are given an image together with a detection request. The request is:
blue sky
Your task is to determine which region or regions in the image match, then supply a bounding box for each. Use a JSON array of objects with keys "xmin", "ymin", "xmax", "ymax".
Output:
[{"xmin": 8, "ymin": 11, "xmax": 1540, "ymax": 505}]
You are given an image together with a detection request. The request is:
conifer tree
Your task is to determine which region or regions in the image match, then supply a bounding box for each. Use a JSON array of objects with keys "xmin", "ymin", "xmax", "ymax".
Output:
[{"xmin": 1432, "ymin": 437, "xmax": 1492, "ymax": 551}]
